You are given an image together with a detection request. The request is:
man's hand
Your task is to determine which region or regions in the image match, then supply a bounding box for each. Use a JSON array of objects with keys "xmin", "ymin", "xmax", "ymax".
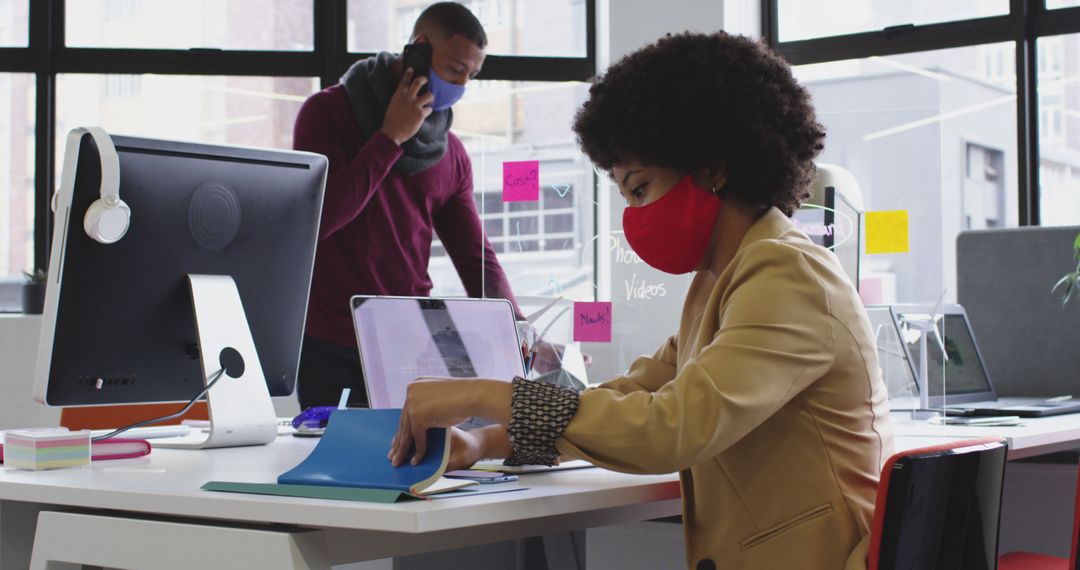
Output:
[
  {"xmin": 380, "ymin": 67, "xmax": 434, "ymax": 145},
  {"xmin": 530, "ymin": 340, "xmax": 564, "ymax": 375}
]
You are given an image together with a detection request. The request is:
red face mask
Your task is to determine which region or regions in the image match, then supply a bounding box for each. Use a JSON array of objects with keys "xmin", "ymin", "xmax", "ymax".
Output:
[{"xmin": 622, "ymin": 174, "xmax": 724, "ymax": 274}]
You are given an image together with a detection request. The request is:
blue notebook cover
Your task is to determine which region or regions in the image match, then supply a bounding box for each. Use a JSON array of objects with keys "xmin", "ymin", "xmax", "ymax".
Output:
[{"xmin": 277, "ymin": 409, "xmax": 448, "ymax": 495}]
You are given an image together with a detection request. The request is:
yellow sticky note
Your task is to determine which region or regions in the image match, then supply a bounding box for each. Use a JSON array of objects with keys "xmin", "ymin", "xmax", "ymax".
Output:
[{"xmin": 865, "ymin": 210, "xmax": 909, "ymax": 254}]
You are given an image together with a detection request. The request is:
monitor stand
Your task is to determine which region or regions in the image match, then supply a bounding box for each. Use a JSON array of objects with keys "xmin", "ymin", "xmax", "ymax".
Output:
[{"xmin": 153, "ymin": 274, "xmax": 278, "ymax": 449}]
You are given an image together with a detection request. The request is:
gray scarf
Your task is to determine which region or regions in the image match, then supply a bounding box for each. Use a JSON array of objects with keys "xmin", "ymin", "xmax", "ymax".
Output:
[{"xmin": 341, "ymin": 52, "xmax": 452, "ymax": 176}]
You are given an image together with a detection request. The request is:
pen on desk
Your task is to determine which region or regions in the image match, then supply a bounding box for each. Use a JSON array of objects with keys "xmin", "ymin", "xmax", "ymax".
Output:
[{"xmin": 1044, "ymin": 395, "xmax": 1072, "ymax": 403}]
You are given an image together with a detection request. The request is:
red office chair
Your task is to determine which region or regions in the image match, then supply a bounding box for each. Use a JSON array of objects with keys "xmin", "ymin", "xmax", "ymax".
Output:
[
  {"xmin": 998, "ymin": 463, "xmax": 1080, "ymax": 570},
  {"xmin": 869, "ymin": 437, "xmax": 1009, "ymax": 570}
]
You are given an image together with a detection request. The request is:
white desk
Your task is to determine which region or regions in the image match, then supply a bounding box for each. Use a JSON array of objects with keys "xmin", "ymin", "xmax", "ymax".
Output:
[
  {"xmin": 5, "ymin": 420, "xmax": 1080, "ymax": 569},
  {"xmin": 0, "ymin": 435, "xmax": 681, "ymax": 569},
  {"xmin": 891, "ymin": 413, "xmax": 1080, "ymax": 459}
]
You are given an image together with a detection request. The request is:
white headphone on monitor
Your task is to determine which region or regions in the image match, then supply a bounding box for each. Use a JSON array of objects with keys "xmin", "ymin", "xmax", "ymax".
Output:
[{"xmin": 54, "ymin": 127, "xmax": 128, "ymax": 244}]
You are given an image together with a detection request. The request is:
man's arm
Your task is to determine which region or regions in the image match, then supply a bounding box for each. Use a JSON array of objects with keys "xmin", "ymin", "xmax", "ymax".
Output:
[
  {"xmin": 433, "ymin": 153, "xmax": 525, "ymax": 320},
  {"xmin": 293, "ymin": 71, "xmax": 432, "ymax": 241},
  {"xmin": 293, "ymin": 94, "xmax": 401, "ymax": 240}
]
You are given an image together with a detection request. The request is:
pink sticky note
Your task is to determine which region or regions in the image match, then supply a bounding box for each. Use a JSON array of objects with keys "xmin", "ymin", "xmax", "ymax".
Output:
[
  {"xmin": 503, "ymin": 160, "xmax": 540, "ymax": 202},
  {"xmin": 574, "ymin": 301, "xmax": 612, "ymax": 343}
]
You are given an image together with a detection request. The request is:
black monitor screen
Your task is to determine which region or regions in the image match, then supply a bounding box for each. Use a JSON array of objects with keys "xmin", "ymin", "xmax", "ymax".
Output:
[{"xmin": 40, "ymin": 134, "xmax": 326, "ymax": 406}]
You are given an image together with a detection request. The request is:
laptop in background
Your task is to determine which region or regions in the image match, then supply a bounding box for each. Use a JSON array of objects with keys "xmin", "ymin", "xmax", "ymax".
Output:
[
  {"xmin": 350, "ymin": 296, "xmax": 524, "ymax": 409},
  {"xmin": 894, "ymin": 304, "xmax": 1080, "ymax": 417}
]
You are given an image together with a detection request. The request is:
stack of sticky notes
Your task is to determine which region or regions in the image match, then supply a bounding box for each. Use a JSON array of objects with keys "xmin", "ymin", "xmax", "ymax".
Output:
[{"xmin": 2, "ymin": 428, "xmax": 91, "ymax": 470}]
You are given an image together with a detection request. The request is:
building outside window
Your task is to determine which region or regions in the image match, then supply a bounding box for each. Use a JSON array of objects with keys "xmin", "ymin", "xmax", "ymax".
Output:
[{"xmin": 769, "ymin": 0, "xmax": 1080, "ymax": 305}]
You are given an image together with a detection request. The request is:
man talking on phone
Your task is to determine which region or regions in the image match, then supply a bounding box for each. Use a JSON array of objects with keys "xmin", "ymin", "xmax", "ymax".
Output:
[{"xmin": 292, "ymin": 2, "xmax": 524, "ymax": 409}]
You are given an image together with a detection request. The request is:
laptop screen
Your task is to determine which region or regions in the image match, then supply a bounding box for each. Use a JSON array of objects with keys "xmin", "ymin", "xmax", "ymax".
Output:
[
  {"xmin": 900, "ymin": 312, "xmax": 994, "ymax": 398},
  {"xmin": 351, "ymin": 297, "xmax": 525, "ymax": 409}
]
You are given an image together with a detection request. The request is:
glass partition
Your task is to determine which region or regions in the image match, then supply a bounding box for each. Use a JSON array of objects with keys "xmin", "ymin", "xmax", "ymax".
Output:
[{"xmin": 797, "ymin": 43, "xmax": 1021, "ymax": 416}]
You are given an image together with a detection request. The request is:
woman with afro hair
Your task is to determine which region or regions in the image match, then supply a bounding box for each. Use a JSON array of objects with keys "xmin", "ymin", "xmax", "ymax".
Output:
[{"xmin": 389, "ymin": 32, "xmax": 893, "ymax": 570}]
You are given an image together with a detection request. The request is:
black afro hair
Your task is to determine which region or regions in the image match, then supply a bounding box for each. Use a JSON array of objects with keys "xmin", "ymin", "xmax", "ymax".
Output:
[{"xmin": 573, "ymin": 32, "xmax": 825, "ymax": 216}]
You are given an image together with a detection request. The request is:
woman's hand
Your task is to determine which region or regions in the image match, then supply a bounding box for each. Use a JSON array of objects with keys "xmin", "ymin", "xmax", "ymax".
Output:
[
  {"xmin": 444, "ymin": 424, "xmax": 513, "ymax": 471},
  {"xmin": 446, "ymin": 427, "xmax": 484, "ymax": 471},
  {"xmin": 388, "ymin": 378, "xmax": 512, "ymax": 467}
]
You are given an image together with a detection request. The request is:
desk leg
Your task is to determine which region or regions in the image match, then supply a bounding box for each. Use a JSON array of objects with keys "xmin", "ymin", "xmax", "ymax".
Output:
[{"xmin": 0, "ymin": 499, "xmax": 46, "ymax": 570}]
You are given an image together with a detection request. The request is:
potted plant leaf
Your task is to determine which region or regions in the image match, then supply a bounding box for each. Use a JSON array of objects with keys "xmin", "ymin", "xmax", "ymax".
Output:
[
  {"xmin": 22, "ymin": 268, "xmax": 47, "ymax": 314},
  {"xmin": 1052, "ymin": 232, "xmax": 1080, "ymax": 305}
]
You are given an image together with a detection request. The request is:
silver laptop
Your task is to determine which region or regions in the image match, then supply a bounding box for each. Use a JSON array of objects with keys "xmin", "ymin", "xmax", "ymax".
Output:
[
  {"xmin": 893, "ymin": 304, "xmax": 1080, "ymax": 417},
  {"xmin": 349, "ymin": 295, "xmax": 591, "ymax": 473}
]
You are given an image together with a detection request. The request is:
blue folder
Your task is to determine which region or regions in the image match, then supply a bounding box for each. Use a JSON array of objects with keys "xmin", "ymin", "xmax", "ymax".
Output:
[
  {"xmin": 278, "ymin": 408, "xmax": 447, "ymax": 492},
  {"xmin": 203, "ymin": 409, "xmax": 455, "ymax": 503}
]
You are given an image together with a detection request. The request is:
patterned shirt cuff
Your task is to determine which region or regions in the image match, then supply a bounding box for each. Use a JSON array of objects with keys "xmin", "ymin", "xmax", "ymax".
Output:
[{"xmin": 505, "ymin": 376, "xmax": 581, "ymax": 466}]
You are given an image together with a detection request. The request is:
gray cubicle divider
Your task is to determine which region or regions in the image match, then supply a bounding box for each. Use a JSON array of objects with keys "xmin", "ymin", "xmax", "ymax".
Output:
[{"xmin": 957, "ymin": 225, "xmax": 1080, "ymax": 397}]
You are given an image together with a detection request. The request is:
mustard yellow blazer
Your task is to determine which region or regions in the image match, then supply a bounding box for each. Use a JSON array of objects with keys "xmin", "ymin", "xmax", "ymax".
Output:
[{"xmin": 556, "ymin": 207, "xmax": 894, "ymax": 569}]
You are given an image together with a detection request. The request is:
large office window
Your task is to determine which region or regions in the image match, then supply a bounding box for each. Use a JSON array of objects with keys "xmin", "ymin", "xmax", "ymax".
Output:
[
  {"xmin": 55, "ymin": 74, "xmax": 316, "ymax": 163},
  {"xmin": 0, "ymin": 72, "xmax": 33, "ymax": 284},
  {"xmin": 0, "ymin": 1, "xmax": 596, "ymax": 312},
  {"xmin": 793, "ymin": 43, "xmax": 1018, "ymax": 305},
  {"xmin": 0, "ymin": 0, "xmax": 27, "ymax": 46},
  {"xmin": 1037, "ymin": 33, "xmax": 1080, "ymax": 226},
  {"xmin": 766, "ymin": 0, "xmax": 1080, "ymax": 304},
  {"xmin": 776, "ymin": 0, "xmax": 1009, "ymax": 43},
  {"xmin": 347, "ymin": 0, "xmax": 588, "ymax": 57},
  {"xmin": 768, "ymin": 0, "xmax": 1080, "ymax": 227},
  {"xmin": 65, "ymin": 1, "xmax": 315, "ymax": 51}
]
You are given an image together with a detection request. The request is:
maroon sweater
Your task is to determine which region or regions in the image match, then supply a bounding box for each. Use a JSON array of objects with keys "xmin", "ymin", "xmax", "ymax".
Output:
[{"xmin": 294, "ymin": 85, "xmax": 521, "ymax": 347}]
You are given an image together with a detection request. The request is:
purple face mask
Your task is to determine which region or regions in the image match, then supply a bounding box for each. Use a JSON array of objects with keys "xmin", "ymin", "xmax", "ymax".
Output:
[{"xmin": 427, "ymin": 68, "xmax": 466, "ymax": 111}]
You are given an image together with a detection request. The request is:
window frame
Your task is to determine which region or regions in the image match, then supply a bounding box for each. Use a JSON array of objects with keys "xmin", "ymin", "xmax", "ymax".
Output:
[
  {"xmin": 763, "ymin": 0, "xmax": 1080, "ymax": 226},
  {"xmin": 0, "ymin": 0, "xmax": 596, "ymax": 279}
]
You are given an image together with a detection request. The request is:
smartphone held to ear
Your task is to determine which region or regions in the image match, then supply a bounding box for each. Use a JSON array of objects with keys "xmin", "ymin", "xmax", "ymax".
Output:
[{"xmin": 402, "ymin": 42, "xmax": 432, "ymax": 95}]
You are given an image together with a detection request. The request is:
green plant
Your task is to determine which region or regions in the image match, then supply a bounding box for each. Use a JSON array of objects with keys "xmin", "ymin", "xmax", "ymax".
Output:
[
  {"xmin": 22, "ymin": 268, "xmax": 46, "ymax": 283},
  {"xmin": 1052, "ymin": 233, "xmax": 1080, "ymax": 305}
]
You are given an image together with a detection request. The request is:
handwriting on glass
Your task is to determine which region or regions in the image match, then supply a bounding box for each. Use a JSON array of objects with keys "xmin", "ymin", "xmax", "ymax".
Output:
[
  {"xmin": 625, "ymin": 273, "xmax": 667, "ymax": 301},
  {"xmin": 610, "ymin": 236, "xmax": 644, "ymax": 265}
]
